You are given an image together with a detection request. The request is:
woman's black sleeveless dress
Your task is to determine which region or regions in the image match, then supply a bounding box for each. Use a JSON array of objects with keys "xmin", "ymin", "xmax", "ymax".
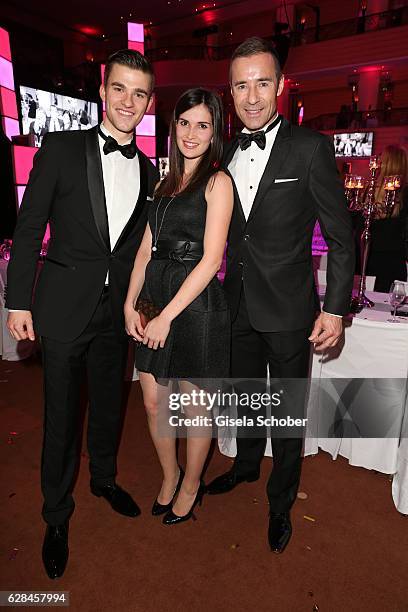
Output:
[{"xmin": 135, "ymin": 183, "xmax": 230, "ymax": 380}]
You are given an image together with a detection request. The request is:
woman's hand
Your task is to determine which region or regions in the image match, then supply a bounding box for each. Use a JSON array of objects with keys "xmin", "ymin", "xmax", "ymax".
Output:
[
  {"xmin": 142, "ymin": 313, "xmax": 171, "ymax": 350},
  {"xmin": 124, "ymin": 303, "xmax": 144, "ymax": 341}
]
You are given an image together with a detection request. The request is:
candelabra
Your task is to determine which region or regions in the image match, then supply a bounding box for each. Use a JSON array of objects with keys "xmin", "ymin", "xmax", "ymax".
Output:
[{"xmin": 344, "ymin": 155, "xmax": 402, "ymax": 313}]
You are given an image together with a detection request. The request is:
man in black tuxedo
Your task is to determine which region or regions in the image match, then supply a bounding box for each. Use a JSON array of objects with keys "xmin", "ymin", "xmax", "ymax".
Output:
[
  {"xmin": 207, "ymin": 38, "xmax": 354, "ymax": 552},
  {"xmin": 7, "ymin": 50, "xmax": 159, "ymax": 578}
]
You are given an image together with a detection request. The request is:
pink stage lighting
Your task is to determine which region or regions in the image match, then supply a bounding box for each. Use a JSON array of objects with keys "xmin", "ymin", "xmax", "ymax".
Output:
[
  {"xmin": 0, "ymin": 56, "xmax": 14, "ymax": 90},
  {"xmin": 3, "ymin": 116, "xmax": 19, "ymax": 139},
  {"xmin": 136, "ymin": 136, "xmax": 156, "ymax": 158},
  {"xmin": 0, "ymin": 28, "xmax": 11, "ymax": 61},
  {"xmin": 0, "ymin": 85, "xmax": 18, "ymax": 119},
  {"xmin": 128, "ymin": 41, "xmax": 144, "ymax": 54},
  {"xmin": 12, "ymin": 146, "xmax": 38, "ymax": 185},
  {"xmin": 16, "ymin": 185, "xmax": 26, "ymax": 207},
  {"xmin": 128, "ymin": 22, "xmax": 144, "ymax": 42},
  {"xmin": 128, "ymin": 21, "xmax": 156, "ymax": 161},
  {"xmin": 136, "ymin": 114, "xmax": 155, "ymax": 137}
]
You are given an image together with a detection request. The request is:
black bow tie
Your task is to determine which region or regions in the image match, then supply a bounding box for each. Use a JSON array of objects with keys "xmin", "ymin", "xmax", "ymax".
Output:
[
  {"xmin": 98, "ymin": 127, "xmax": 137, "ymax": 159},
  {"xmin": 237, "ymin": 115, "xmax": 281, "ymax": 151}
]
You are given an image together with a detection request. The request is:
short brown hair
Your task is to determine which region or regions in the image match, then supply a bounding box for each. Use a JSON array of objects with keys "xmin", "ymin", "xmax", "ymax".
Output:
[
  {"xmin": 104, "ymin": 49, "xmax": 155, "ymax": 92},
  {"xmin": 230, "ymin": 37, "xmax": 282, "ymax": 83}
]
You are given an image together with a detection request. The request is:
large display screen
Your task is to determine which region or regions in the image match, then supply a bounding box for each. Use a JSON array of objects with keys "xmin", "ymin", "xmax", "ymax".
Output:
[
  {"xmin": 333, "ymin": 132, "xmax": 374, "ymax": 158},
  {"xmin": 19, "ymin": 85, "xmax": 99, "ymax": 146}
]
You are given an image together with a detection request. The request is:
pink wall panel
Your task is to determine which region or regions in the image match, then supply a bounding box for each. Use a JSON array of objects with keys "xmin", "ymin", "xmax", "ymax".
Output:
[
  {"xmin": 3, "ymin": 116, "xmax": 19, "ymax": 139},
  {"xmin": 0, "ymin": 28, "xmax": 11, "ymax": 61},
  {"xmin": 136, "ymin": 136, "xmax": 156, "ymax": 157},
  {"xmin": 128, "ymin": 41, "xmax": 144, "ymax": 54},
  {"xmin": 136, "ymin": 113, "xmax": 155, "ymax": 136},
  {"xmin": 0, "ymin": 56, "xmax": 14, "ymax": 90},
  {"xmin": 12, "ymin": 146, "xmax": 38, "ymax": 185},
  {"xmin": 128, "ymin": 22, "xmax": 144, "ymax": 42},
  {"xmin": 128, "ymin": 22, "xmax": 155, "ymax": 159},
  {"xmin": 0, "ymin": 85, "xmax": 18, "ymax": 119},
  {"xmin": 16, "ymin": 185, "xmax": 26, "ymax": 207}
]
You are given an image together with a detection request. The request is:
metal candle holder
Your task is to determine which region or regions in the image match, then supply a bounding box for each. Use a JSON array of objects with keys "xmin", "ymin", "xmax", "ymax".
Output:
[{"xmin": 344, "ymin": 156, "xmax": 402, "ymax": 313}]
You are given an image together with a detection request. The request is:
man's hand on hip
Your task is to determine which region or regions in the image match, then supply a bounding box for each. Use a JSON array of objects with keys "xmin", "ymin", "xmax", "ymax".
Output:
[
  {"xmin": 308, "ymin": 312, "xmax": 343, "ymax": 351},
  {"xmin": 7, "ymin": 311, "xmax": 36, "ymax": 341}
]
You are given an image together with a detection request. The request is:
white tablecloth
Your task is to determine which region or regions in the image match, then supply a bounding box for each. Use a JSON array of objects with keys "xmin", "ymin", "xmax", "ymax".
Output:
[
  {"xmin": 219, "ymin": 291, "xmax": 408, "ymax": 514},
  {"xmin": 0, "ymin": 259, "xmax": 37, "ymax": 361}
]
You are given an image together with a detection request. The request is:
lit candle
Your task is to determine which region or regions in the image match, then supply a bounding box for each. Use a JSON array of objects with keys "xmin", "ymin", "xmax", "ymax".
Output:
[{"xmin": 369, "ymin": 156, "xmax": 379, "ymax": 170}]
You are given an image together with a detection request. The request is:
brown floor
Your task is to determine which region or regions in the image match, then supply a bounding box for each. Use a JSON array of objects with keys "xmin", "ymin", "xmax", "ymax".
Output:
[{"xmin": 1, "ymin": 355, "xmax": 407, "ymax": 612}]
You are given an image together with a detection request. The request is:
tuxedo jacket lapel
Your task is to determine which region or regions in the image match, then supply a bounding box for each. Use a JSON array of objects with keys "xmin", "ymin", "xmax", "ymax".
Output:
[
  {"xmin": 85, "ymin": 126, "xmax": 110, "ymax": 252},
  {"xmin": 112, "ymin": 148, "xmax": 148, "ymax": 253},
  {"xmin": 247, "ymin": 118, "xmax": 292, "ymax": 223},
  {"xmin": 223, "ymin": 139, "xmax": 246, "ymax": 226}
]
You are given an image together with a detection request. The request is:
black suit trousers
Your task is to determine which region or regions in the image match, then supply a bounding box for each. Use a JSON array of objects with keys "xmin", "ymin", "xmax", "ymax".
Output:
[
  {"xmin": 231, "ymin": 289, "xmax": 312, "ymax": 513},
  {"xmin": 40, "ymin": 288, "xmax": 128, "ymax": 525}
]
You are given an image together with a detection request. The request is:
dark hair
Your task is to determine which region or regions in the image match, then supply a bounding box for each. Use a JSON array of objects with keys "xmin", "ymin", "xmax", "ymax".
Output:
[
  {"xmin": 230, "ymin": 36, "xmax": 282, "ymax": 82},
  {"xmin": 155, "ymin": 88, "xmax": 224, "ymax": 198},
  {"xmin": 104, "ymin": 49, "xmax": 155, "ymax": 92}
]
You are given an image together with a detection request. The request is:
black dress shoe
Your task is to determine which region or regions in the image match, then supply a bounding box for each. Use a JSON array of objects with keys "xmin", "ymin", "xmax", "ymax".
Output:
[
  {"xmin": 162, "ymin": 482, "xmax": 206, "ymax": 525},
  {"xmin": 152, "ymin": 467, "xmax": 184, "ymax": 516},
  {"xmin": 268, "ymin": 512, "xmax": 292, "ymax": 554},
  {"xmin": 42, "ymin": 522, "xmax": 69, "ymax": 579},
  {"xmin": 206, "ymin": 469, "xmax": 259, "ymax": 495},
  {"xmin": 91, "ymin": 483, "xmax": 141, "ymax": 517}
]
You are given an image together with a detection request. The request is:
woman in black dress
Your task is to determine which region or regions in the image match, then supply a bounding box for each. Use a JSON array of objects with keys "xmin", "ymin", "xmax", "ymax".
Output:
[{"xmin": 124, "ymin": 89, "xmax": 233, "ymax": 524}]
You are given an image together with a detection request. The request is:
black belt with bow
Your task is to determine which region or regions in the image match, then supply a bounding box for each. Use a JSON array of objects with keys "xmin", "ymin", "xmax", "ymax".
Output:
[{"xmin": 152, "ymin": 240, "xmax": 203, "ymax": 262}]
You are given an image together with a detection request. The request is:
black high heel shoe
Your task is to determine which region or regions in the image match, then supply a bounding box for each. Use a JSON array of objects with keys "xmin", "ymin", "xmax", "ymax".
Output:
[
  {"xmin": 162, "ymin": 481, "xmax": 206, "ymax": 525},
  {"xmin": 151, "ymin": 467, "xmax": 184, "ymax": 516}
]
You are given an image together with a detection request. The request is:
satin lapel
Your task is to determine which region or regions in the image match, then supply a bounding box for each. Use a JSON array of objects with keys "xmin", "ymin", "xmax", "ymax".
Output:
[
  {"xmin": 223, "ymin": 138, "xmax": 246, "ymax": 226},
  {"xmin": 247, "ymin": 118, "xmax": 293, "ymax": 223},
  {"xmin": 85, "ymin": 126, "xmax": 110, "ymax": 252},
  {"xmin": 112, "ymin": 148, "xmax": 148, "ymax": 253}
]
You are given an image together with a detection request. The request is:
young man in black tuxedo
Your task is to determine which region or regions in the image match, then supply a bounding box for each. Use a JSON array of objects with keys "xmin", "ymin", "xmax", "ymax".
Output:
[
  {"xmin": 7, "ymin": 50, "xmax": 159, "ymax": 578},
  {"xmin": 207, "ymin": 38, "xmax": 354, "ymax": 553}
]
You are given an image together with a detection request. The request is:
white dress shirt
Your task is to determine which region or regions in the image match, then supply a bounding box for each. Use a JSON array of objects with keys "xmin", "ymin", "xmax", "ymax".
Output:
[
  {"xmin": 99, "ymin": 124, "xmax": 140, "ymax": 283},
  {"xmin": 99, "ymin": 123, "xmax": 140, "ymax": 252},
  {"xmin": 228, "ymin": 115, "xmax": 281, "ymax": 220}
]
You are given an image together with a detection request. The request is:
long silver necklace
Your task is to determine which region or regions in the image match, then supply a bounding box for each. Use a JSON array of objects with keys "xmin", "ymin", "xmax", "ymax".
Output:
[{"xmin": 152, "ymin": 195, "xmax": 176, "ymax": 252}]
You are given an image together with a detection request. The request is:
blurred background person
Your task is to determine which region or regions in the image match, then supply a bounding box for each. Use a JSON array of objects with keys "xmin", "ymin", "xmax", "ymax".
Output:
[
  {"xmin": 357, "ymin": 145, "xmax": 408, "ymax": 292},
  {"xmin": 61, "ymin": 110, "xmax": 72, "ymax": 131},
  {"xmin": 29, "ymin": 107, "xmax": 47, "ymax": 146}
]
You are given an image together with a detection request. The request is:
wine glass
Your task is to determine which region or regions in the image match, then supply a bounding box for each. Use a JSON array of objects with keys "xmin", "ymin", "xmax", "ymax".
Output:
[{"xmin": 388, "ymin": 281, "xmax": 406, "ymax": 323}]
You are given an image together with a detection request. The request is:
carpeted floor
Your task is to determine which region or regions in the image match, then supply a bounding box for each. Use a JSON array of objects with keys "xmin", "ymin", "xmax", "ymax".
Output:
[{"xmin": 1, "ymin": 355, "xmax": 407, "ymax": 612}]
